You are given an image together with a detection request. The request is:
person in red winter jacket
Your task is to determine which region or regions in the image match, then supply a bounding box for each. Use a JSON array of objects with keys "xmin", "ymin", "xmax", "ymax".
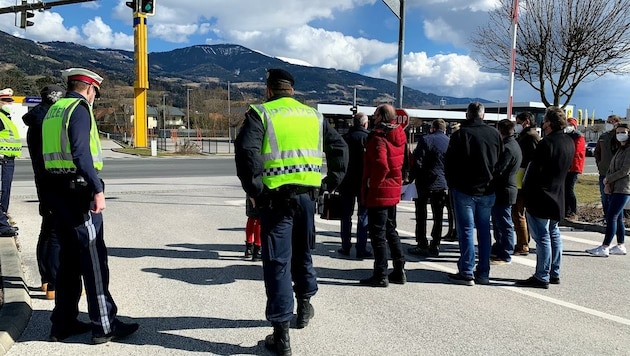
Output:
[
  {"xmin": 359, "ymin": 104, "xmax": 408, "ymax": 287},
  {"xmin": 564, "ymin": 117, "xmax": 586, "ymax": 220}
]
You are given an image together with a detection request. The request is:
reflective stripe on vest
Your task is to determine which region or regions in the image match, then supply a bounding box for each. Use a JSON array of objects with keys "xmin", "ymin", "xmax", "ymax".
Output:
[
  {"xmin": 0, "ymin": 112, "xmax": 22, "ymax": 158},
  {"xmin": 42, "ymin": 98, "xmax": 103, "ymax": 174},
  {"xmin": 250, "ymin": 97, "xmax": 323, "ymax": 189}
]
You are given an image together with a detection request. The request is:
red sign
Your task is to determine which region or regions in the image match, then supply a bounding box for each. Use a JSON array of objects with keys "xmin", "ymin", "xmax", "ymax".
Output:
[{"xmin": 395, "ymin": 108, "xmax": 409, "ymax": 129}]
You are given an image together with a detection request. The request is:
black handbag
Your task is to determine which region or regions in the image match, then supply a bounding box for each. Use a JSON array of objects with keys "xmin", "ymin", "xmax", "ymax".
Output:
[{"xmin": 318, "ymin": 191, "xmax": 342, "ymax": 220}]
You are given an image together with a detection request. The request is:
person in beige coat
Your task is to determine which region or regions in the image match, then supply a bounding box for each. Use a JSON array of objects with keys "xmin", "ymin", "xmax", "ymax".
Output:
[{"xmin": 586, "ymin": 123, "xmax": 630, "ymax": 257}]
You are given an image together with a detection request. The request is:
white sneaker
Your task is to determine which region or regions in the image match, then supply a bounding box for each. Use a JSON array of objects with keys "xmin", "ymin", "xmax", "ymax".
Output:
[
  {"xmin": 586, "ymin": 245, "xmax": 609, "ymax": 257},
  {"xmin": 609, "ymin": 244, "xmax": 627, "ymax": 255}
]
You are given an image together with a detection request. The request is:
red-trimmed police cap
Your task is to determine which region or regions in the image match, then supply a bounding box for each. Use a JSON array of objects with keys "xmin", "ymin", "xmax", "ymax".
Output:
[
  {"xmin": 62, "ymin": 68, "xmax": 103, "ymax": 90},
  {"xmin": 0, "ymin": 88, "xmax": 14, "ymax": 102},
  {"xmin": 266, "ymin": 68, "xmax": 295, "ymax": 87}
]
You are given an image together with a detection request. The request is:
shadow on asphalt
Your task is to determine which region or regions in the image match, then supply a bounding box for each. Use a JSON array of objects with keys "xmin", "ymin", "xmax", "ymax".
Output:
[{"xmin": 19, "ymin": 310, "xmax": 269, "ymax": 355}]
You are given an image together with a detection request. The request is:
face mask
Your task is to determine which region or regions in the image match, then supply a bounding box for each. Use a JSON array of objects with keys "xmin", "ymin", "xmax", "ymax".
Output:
[
  {"xmin": 616, "ymin": 133, "xmax": 629, "ymax": 142},
  {"xmin": 565, "ymin": 125, "xmax": 575, "ymax": 133},
  {"xmin": 606, "ymin": 123, "xmax": 614, "ymax": 132},
  {"xmin": 514, "ymin": 124, "xmax": 523, "ymax": 134}
]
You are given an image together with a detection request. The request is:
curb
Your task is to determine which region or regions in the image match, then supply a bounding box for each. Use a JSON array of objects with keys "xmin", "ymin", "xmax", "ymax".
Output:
[{"xmin": 0, "ymin": 237, "xmax": 32, "ymax": 355}]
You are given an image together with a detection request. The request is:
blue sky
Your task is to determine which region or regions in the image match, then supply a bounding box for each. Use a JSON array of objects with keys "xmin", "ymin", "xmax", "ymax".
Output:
[{"xmin": 1, "ymin": 0, "xmax": 629, "ymax": 119}]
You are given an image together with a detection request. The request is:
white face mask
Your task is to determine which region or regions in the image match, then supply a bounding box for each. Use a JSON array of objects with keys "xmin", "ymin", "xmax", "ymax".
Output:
[
  {"xmin": 616, "ymin": 133, "xmax": 629, "ymax": 142},
  {"xmin": 606, "ymin": 123, "xmax": 615, "ymax": 132},
  {"xmin": 565, "ymin": 125, "xmax": 575, "ymax": 133},
  {"xmin": 514, "ymin": 124, "xmax": 524, "ymax": 134}
]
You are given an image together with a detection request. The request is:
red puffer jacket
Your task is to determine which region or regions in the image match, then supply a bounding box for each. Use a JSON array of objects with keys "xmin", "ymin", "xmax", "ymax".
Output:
[
  {"xmin": 361, "ymin": 123, "xmax": 407, "ymax": 207},
  {"xmin": 569, "ymin": 133, "xmax": 586, "ymax": 173}
]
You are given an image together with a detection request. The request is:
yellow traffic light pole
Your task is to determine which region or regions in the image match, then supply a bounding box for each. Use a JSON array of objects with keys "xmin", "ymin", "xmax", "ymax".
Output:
[{"xmin": 133, "ymin": 13, "xmax": 148, "ymax": 148}]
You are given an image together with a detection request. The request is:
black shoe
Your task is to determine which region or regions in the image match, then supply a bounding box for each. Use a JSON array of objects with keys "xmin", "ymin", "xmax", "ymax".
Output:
[
  {"xmin": 447, "ymin": 272, "xmax": 474, "ymax": 286},
  {"xmin": 252, "ymin": 245, "xmax": 262, "ymax": 262},
  {"xmin": 295, "ymin": 298, "xmax": 314, "ymax": 329},
  {"xmin": 473, "ymin": 271, "xmax": 490, "ymax": 285},
  {"xmin": 49, "ymin": 320, "xmax": 92, "ymax": 342},
  {"xmin": 442, "ymin": 233, "xmax": 458, "ymax": 242},
  {"xmin": 359, "ymin": 275, "xmax": 389, "ymax": 287},
  {"xmin": 265, "ymin": 321, "xmax": 291, "ymax": 356},
  {"xmin": 244, "ymin": 243, "xmax": 253, "ymax": 258},
  {"xmin": 408, "ymin": 246, "xmax": 429, "ymax": 256},
  {"xmin": 0, "ymin": 227, "xmax": 18, "ymax": 237},
  {"xmin": 356, "ymin": 250, "xmax": 373, "ymax": 259},
  {"xmin": 550, "ymin": 277, "xmax": 560, "ymax": 285},
  {"xmin": 388, "ymin": 269, "xmax": 407, "ymax": 284},
  {"xmin": 515, "ymin": 276, "xmax": 549, "ymax": 289},
  {"xmin": 337, "ymin": 247, "xmax": 351, "ymax": 256},
  {"xmin": 92, "ymin": 319, "xmax": 139, "ymax": 344}
]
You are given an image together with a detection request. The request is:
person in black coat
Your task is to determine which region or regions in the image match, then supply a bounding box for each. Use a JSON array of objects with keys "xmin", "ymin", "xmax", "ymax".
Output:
[
  {"xmin": 516, "ymin": 106, "xmax": 575, "ymax": 289},
  {"xmin": 337, "ymin": 112, "xmax": 371, "ymax": 258},
  {"xmin": 490, "ymin": 119, "xmax": 522, "ymax": 264},
  {"xmin": 408, "ymin": 119, "xmax": 449, "ymax": 257},
  {"xmin": 22, "ymin": 84, "xmax": 65, "ymax": 299}
]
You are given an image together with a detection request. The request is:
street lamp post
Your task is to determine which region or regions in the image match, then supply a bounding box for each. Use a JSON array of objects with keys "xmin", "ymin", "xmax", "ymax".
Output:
[
  {"xmin": 187, "ymin": 88, "xmax": 192, "ymax": 141},
  {"xmin": 161, "ymin": 93, "xmax": 168, "ymax": 142}
]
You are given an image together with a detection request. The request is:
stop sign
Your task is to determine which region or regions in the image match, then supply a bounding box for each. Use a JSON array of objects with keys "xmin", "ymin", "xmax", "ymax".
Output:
[{"xmin": 395, "ymin": 108, "xmax": 409, "ymax": 128}]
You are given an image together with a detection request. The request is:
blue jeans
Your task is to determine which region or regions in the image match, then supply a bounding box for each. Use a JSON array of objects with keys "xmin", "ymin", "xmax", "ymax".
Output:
[
  {"xmin": 491, "ymin": 203, "xmax": 515, "ymax": 262},
  {"xmin": 526, "ymin": 213, "xmax": 562, "ymax": 282},
  {"xmin": 451, "ymin": 189, "xmax": 495, "ymax": 279},
  {"xmin": 340, "ymin": 191, "xmax": 368, "ymax": 254},
  {"xmin": 603, "ymin": 193, "xmax": 629, "ymax": 245},
  {"xmin": 599, "ymin": 175, "xmax": 611, "ymax": 216}
]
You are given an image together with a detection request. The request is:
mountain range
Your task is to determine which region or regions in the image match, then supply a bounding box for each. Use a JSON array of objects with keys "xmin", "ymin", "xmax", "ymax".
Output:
[{"xmin": 0, "ymin": 30, "xmax": 486, "ymax": 108}]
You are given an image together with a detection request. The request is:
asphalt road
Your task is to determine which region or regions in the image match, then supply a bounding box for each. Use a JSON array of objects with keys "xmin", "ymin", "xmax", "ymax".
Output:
[{"xmin": 5, "ymin": 156, "xmax": 629, "ymax": 355}]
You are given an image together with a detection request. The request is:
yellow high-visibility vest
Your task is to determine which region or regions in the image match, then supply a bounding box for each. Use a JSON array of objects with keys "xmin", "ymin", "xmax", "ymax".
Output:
[{"xmin": 250, "ymin": 97, "xmax": 323, "ymax": 189}]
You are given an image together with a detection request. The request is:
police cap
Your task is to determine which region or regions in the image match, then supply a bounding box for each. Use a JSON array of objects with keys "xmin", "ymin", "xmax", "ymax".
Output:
[{"xmin": 266, "ymin": 68, "xmax": 295, "ymax": 87}]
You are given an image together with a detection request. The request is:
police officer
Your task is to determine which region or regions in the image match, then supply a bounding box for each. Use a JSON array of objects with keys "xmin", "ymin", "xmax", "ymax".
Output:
[
  {"xmin": 0, "ymin": 88, "xmax": 21, "ymax": 237},
  {"xmin": 235, "ymin": 68, "xmax": 348, "ymax": 355},
  {"xmin": 23, "ymin": 84, "xmax": 65, "ymax": 299},
  {"xmin": 42, "ymin": 68, "xmax": 138, "ymax": 344}
]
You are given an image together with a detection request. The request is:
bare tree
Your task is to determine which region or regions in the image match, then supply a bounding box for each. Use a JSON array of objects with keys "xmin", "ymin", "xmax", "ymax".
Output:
[{"xmin": 472, "ymin": 0, "xmax": 630, "ymax": 108}]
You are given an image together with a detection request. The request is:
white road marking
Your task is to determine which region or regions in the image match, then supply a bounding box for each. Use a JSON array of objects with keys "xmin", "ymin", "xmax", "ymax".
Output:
[{"xmin": 315, "ymin": 214, "xmax": 630, "ymax": 327}]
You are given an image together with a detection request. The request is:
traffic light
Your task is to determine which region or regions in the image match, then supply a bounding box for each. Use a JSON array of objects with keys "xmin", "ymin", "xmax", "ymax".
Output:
[
  {"xmin": 20, "ymin": 10, "xmax": 34, "ymax": 29},
  {"xmin": 139, "ymin": 0, "xmax": 155, "ymax": 15},
  {"xmin": 125, "ymin": 1, "xmax": 136, "ymax": 10}
]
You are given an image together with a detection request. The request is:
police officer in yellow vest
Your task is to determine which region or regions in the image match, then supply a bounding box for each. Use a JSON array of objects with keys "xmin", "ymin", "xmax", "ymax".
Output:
[
  {"xmin": 42, "ymin": 68, "xmax": 138, "ymax": 344},
  {"xmin": 235, "ymin": 68, "xmax": 348, "ymax": 355},
  {"xmin": 0, "ymin": 88, "xmax": 21, "ymax": 237}
]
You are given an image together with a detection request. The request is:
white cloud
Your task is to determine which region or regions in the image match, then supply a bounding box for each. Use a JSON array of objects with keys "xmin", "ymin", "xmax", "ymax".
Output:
[
  {"xmin": 368, "ymin": 51, "xmax": 505, "ymax": 97},
  {"xmin": 82, "ymin": 17, "xmax": 133, "ymax": 50},
  {"xmin": 423, "ymin": 17, "xmax": 463, "ymax": 46},
  {"xmin": 228, "ymin": 25, "xmax": 397, "ymax": 71}
]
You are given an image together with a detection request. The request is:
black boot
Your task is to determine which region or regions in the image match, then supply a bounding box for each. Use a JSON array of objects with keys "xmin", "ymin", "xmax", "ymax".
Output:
[
  {"xmin": 296, "ymin": 297, "xmax": 314, "ymax": 329},
  {"xmin": 265, "ymin": 321, "xmax": 291, "ymax": 356},
  {"xmin": 252, "ymin": 245, "xmax": 262, "ymax": 262},
  {"xmin": 388, "ymin": 261, "xmax": 407, "ymax": 284},
  {"xmin": 244, "ymin": 242, "xmax": 253, "ymax": 258}
]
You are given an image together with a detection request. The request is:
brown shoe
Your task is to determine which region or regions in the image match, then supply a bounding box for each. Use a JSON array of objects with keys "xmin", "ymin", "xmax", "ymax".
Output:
[{"xmin": 513, "ymin": 247, "xmax": 529, "ymax": 256}]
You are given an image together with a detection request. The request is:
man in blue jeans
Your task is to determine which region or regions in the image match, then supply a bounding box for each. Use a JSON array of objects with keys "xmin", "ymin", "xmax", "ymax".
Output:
[
  {"xmin": 337, "ymin": 112, "xmax": 371, "ymax": 259},
  {"xmin": 517, "ymin": 106, "xmax": 574, "ymax": 289},
  {"xmin": 444, "ymin": 102, "xmax": 503, "ymax": 286}
]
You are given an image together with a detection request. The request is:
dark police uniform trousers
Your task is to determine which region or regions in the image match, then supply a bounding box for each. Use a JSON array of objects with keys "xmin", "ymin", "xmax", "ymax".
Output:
[
  {"xmin": 0, "ymin": 156, "xmax": 15, "ymax": 214},
  {"xmin": 49, "ymin": 177, "xmax": 117, "ymax": 335},
  {"xmin": 259, "ymin": 191, "xmax": 318, "ymax": 323}
]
